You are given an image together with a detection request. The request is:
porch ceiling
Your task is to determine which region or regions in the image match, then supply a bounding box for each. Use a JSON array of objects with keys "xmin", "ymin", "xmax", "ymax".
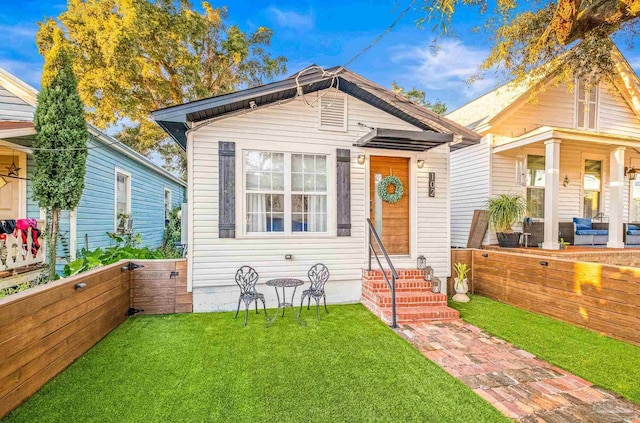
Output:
[{"xmin": 354, "ymin": 128, "xmax": 456, "ymax": 151}]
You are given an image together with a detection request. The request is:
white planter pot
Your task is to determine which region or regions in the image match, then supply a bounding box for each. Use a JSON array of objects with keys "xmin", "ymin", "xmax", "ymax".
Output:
[{"xmin": 452, "ymin": 277, "xmax": 470, "ymax": 303}]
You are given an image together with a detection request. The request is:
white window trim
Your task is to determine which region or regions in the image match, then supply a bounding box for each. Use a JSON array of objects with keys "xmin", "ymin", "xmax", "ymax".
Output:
[
  {"xmin": 525, "ymin": 154, "xmax": 546, "ymax": 221},
  {"xmin": 236, "ymin": 145, "xmax": 335, "ymax": 239},
  {"xmin": 318, "ymin": 94, "xmax": 348, "ymax": 132},
  {"xmin": 574, "ymin": 77, "xmax": 599, "ymax": 131},
  {"xmin": 580, "ymin": 153, "xmax": 605, "ymax": 219},
  {"xmin": 114, "ymin": 167, "xmax": 132, "ymax": 233},
  {"xmin": 164, "ymin": 187, "xmax": 172, "ymax": 222}
]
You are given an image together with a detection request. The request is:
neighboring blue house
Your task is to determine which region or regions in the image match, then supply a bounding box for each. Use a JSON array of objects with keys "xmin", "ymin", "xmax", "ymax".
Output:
[{"xmin": 0, "ymin": 67, "xmax": 186, "ymax": 274}]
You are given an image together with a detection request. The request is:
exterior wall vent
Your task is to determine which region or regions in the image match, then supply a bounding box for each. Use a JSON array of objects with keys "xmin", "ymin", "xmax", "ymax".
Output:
[{"xmin": 319, "ymin": 95, "xmax": 347, "ymax": 131}]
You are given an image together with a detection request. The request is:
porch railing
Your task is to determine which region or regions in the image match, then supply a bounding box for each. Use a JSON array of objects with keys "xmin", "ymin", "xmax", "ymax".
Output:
[
  {"xmin": 366, "ymin": 218, "xmax": 398, "ymax": 328},
  {"xmin": 1, "ymin": 220, "xmax": 46, "ymax": 272}
]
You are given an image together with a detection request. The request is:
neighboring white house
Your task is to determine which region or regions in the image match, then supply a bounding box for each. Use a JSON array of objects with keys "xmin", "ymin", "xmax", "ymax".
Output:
[
  {"xmin": 153, "ymin": 67, "xmax": 479, "ymax": 311},
  {"xmin": 447, "ymin": 47, "xmax": 640, "ymax": 250}
]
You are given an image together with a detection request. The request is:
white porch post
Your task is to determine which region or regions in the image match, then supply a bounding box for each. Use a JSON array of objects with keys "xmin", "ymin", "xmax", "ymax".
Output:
[
  {"xmin": 608, "ymin": 147, "xmax": 625, "ymax": 248},
  {"xmin": 543, "ymin": 139, "xmax": 560, "ymax": 250}
]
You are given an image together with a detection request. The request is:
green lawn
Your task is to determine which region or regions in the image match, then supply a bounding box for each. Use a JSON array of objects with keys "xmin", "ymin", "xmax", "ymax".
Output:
[
  {"xmin": 450, "ymin": 295, "xmax": 640, "ymax": 404},
  {"xmin": 4, "ymin": 304, "xmax": 507, "ymax": 423}
]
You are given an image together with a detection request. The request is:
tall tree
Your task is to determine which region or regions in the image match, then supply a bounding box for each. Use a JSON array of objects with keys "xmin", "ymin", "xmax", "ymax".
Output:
[
  {"xmin": 416, "ymin": 0, "xmax": 640, "ymax": 88},
  {"xmin": 33, "ymin": 28, "xmax": 89, "ymax": 281},
  {"xmin": 37, "ymin": 1, "xmax": 287, "ymax": 176},
  {"xmin": 391, "ymin": 81, "xmax": 448, "ymax": 114}
]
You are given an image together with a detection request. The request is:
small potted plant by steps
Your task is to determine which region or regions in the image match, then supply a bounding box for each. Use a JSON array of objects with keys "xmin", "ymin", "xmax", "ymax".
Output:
[
  {"xmin": 452, "ymin": 262, "xmax": 470, "ymax": 303},
  {"xmin": 486, "ymin": 193, "xmax": 526, "ymax": 248}
]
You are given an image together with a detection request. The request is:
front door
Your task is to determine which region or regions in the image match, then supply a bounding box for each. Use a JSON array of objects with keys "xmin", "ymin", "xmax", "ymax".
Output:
[
  {"xmin": 0, "ymin": 154, "xmax": 20, "ymax": 220},
  {"xmin": 369, "ymin": 156, "xmax": 410, "ymax": 255}
]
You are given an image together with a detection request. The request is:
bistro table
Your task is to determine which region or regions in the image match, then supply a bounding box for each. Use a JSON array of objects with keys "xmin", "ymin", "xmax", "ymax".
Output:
[{"xmin": 265, "ymin": 278, "xmax": 306, "ymax": 327}]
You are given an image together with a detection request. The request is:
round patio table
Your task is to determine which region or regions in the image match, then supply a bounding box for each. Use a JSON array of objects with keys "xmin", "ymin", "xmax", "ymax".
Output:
[{"xmin": 265, "ymin": 278, "xmax": 306, "ymax": 327}]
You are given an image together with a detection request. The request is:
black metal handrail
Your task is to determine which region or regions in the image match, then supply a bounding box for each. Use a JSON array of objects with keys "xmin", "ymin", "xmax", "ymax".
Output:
[{"xmin": 366, "ymin": 218, "xmax": 398, "ymax": 328}]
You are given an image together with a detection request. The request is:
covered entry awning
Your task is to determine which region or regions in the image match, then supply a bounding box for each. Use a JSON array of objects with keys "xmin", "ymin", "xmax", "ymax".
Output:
[{"xmin": 354, "ymin": 128, "xmax": 458, "ymax": 152}]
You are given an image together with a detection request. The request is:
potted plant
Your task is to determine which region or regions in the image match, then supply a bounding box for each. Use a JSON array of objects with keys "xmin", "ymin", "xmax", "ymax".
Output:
[
  {"xmin": 452, "ymin": 262, "xmax": 470, "ymax": 303},
  {"xmin": 486, "ymin": 193, "xmax": 526, "ymax": 248}
]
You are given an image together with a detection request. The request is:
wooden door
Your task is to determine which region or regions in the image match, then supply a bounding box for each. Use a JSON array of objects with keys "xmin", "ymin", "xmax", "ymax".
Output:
[
  {"xmin": 369, "ymin": 156, "xmax": 410, "ymax": 255},
  {"xmin": 0, "ymin": 155, "xmax": 19, "ymax": 219}
]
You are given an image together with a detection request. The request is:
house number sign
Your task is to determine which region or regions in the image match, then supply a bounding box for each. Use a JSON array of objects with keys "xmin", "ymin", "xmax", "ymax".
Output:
[{"xmin": 428, "ymin": 172, "xmax": 435, "ymax": 197}]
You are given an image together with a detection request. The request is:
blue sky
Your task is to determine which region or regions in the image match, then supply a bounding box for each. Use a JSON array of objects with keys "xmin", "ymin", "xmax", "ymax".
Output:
[{"xmin": 1, "ymin": 0, "xmax": 639, "ymax": 111}]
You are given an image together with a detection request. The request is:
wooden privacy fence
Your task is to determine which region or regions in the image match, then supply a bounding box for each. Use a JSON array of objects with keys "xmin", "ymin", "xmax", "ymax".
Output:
[
  {"xmin": 0, "ymin": 258, "xmax": 190, "ymax": 419},
  {"xmin": 471, "ymin": 249, "xmax": 640, "ymax": 346}
]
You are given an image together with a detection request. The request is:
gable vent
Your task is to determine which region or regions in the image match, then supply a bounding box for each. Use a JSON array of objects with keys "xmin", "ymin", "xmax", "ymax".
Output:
[{"xmin": 319, "ymin": 95, "xmax": 347, "ymax": 131}]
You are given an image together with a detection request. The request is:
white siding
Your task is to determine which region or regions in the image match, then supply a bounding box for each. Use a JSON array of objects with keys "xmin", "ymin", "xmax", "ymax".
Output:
[
  {"xmin": 598, "ymin": 84, "xmax": 640, "ymax": 138},
  {"xmin": 450, "ymin": 136, "xmax": 490, "ymax": 247},
  {"xmin": 189, "ymin": 90, "xmax": 452, "ymax": 311},
  {"xmin": 0, "ymin": 87, "xmax": 34, "ymax": 121}
]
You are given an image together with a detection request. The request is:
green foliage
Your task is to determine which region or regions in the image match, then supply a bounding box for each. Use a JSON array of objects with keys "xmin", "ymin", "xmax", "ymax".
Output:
[
  {"xmin": 33, "ymin": 29, "xmax": 88, "ymax": 212},
  {"xmin": 3, "ymin": 305, "xmax": 508, "ymax": 422},
  {"xmin": 485, "ymin": 193, "xmax": 526, "ymax": 233},
  {"xmin": 451, "ymin": 295, "xmax": 640, "ymax": 404},
  {"xmin": 37, "ymin": 1, "xmax": 287, "ymax": 176},
  {"xmin": 391, "ymin": 81, "xmax": 447, "ymax": 114},
  {"xmin": 62, "ymin": 233, "xmax": 163, "ymax": 277},
  {"xmin": 33, "ymin": 28, "xmax": 89, "ymax": 281},
  {"xmin": 453, "ymin": 262, "xmax": 469, "ymax": 280},
  {"xmin": 415, "ymin": 1, "xmax": 639, "ymax": 91},
  {"xmin": 161, "ymin": 207, "xmax": 183, "ymax": 258},
  {"xmin": 0, "ymin": 273, "xmax": 48, "ymax": 299}
]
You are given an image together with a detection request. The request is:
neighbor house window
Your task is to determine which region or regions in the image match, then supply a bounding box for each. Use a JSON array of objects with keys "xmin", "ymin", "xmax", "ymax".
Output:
[
  {"xmin": 576, "ymin": 77, "xmax": 598, "ymax": 130},
  {"xmin": 164, "ymin": 188, "xmax": 172, "ymax": 225},
  {"xmin": 115, "ymin": 169, "xmax": 131, "ymax": 232},
  {"xmin": 244, "ymin": 150, "xmax": 328, "ymax": 234},
  {"xmin": 631, "ymin": 180, "xmax": 640, "ymax": 222},
  {"xmin": 583, "ymin": 159, "xmax": 602, "ymax": 218},
  {"xmin": 526, "ymin": 155, "xmax": 545, "ymax": 219}
]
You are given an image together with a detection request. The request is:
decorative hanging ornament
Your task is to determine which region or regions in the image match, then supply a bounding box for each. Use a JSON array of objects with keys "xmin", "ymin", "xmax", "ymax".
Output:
[
  {"xmin": 7, "ymin": 150, "xmax": 20, "ymax": 177},
  {"xmin": 377, "ymin": 175, "xmax": 404, "ymax": 203}
]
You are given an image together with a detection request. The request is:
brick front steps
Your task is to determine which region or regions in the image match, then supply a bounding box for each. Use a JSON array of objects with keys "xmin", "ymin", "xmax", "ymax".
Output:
[{"xmin": 361, "ymin": 269, "xmax": 460, "ymax": 324}]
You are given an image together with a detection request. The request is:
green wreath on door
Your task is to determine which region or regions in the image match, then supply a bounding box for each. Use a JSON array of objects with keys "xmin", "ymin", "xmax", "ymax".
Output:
[{"xmin": 377, "ymin": 175, "xmax": 404, "ymax": 203}]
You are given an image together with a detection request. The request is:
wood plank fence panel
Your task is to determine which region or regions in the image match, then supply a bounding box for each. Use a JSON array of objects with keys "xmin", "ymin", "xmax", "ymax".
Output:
[
  {"xmin": 130, "ymin": 259, "xmax": 192, "ymax": 315},
  {"xmin": 0, "ymin": 258, "xmax": 192, "ymax": 419},
  {"xmin": 0, "ymin": 261, "xmax": 131, "ymax": 418},
  {"xmin": 471, "ymin": 249, "xmax": 640, "ymax": 346}
]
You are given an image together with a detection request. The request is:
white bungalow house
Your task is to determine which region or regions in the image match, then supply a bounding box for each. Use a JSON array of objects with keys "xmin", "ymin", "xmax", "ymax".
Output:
[
  {"xmin": 448, "ymin": 47, "xmax": 640, "ymax": 250},
  {"xmin": 152, "ymin": 67, "xmax": 479, "ymax": 317}
]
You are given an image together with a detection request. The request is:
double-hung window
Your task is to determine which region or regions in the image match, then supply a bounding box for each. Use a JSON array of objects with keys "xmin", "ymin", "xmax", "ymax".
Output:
[
  {"xmin": 576, "ymin": 77, "xmax": 598, "ymax": 130},
  {"xmin": 526, "ymin": 155, "xmax": 545, "ymax": 219},
  {"xmin": 244, "ymin": 150, "xmax": 328, "ymax": 235},
  {"xmin": 115, "ymin": 169, "xmax": 131, "ymax": 232},
  {"xmin": 583, "ymin": 159, "xmax": 602, "ymax": 218}
]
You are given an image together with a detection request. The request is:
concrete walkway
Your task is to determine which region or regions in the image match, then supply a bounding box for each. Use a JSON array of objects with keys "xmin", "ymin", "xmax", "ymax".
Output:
[{"xmin": 398, "ymin": 321, "xmax": 640, "ymax": 423}]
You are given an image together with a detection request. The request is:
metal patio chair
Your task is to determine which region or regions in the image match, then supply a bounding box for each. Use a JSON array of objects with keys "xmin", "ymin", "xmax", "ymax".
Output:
[
  {"xmin": 234, "ymin": 266, "xmax": 269, "ymax": 326},
  {"xmin": 299, "ymin": 263, "xmax": 330, "ymax": 320}
]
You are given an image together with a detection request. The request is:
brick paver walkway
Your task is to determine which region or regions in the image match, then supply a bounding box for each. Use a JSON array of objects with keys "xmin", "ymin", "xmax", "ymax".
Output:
[{"xmin": 398, "ymin": 321, "xmax": 640, "ymax": 422}]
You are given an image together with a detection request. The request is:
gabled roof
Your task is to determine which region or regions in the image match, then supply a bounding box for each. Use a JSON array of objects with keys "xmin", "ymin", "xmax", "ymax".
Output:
[
  {"xmin": 0, "ymin": 66, "xmax": 186, "ymax": 187},
  {"xmin": 151, "ymin": 66, "xmax": 481, "ymax": 151},
  {"xmin": 445, "ymin": 45, "xmax": 640, "ymax": 133}
]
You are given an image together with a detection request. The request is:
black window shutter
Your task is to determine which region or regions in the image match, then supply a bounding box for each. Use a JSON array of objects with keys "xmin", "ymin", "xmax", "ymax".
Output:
[
  {"xmin": 336, "ymin": 149, "xmax": 351, "ymax": 237},
  {"xmin": 219, "ymin": 141, "xmax": 236, "ymax": 238}
]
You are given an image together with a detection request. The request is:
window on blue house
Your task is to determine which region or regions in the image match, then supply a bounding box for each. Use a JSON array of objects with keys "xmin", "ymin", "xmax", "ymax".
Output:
[
  {"xmin": 115, "ymin": 169, "xmax": 131, "ymax": 233},
  {"xmin": 164, "ymin": 188, "xmax": 172, "ymax": 225}
]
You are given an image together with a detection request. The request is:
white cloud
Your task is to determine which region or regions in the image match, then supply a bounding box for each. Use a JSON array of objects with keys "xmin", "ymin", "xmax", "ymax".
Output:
[
  {"xmin": 390, "ymin": 40, "xmax": 495, "ymax": 99},
  {"xmin": 0, "ymin": 58, "xmax": 42, "ymax": 88},
  {"xmin": 268, "ymin": 7, "xmax": 314, "ymax": 30}
]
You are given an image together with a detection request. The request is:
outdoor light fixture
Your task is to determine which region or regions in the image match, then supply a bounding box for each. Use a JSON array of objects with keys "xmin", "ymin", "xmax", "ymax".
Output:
[
  {"xmin": 563, "ymin": 175, "xmax": 570, "ymax": 187},
  {"xmin": 625, "ymin": 167, "xmax": 638, "ymax": 181},
  {"xmin": 417, "ymin": 160, "xmax": 425, "ymax": 169},
  {"xmin": 417, "ymin": 255, "xmax": 426, "ymax": 270},
  {"xmin": 357, "ymin": 155, "xmax": 365, "ymax": 165}
]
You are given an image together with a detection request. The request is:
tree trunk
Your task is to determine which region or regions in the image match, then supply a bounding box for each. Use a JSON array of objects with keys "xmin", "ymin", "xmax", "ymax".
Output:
[{"xmin": 47, "ymin": 208, "xmax": 60, "ymax": 281}]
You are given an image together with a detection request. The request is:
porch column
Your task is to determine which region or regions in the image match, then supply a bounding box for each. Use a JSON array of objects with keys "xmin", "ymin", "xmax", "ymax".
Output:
[
  {"xmin": 608, "ymin": 147, "xmax": 625, "ymax": 248},
  {"xmin": 543, "ymin": 139, "xmax": 560, "ymax": 250}
]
